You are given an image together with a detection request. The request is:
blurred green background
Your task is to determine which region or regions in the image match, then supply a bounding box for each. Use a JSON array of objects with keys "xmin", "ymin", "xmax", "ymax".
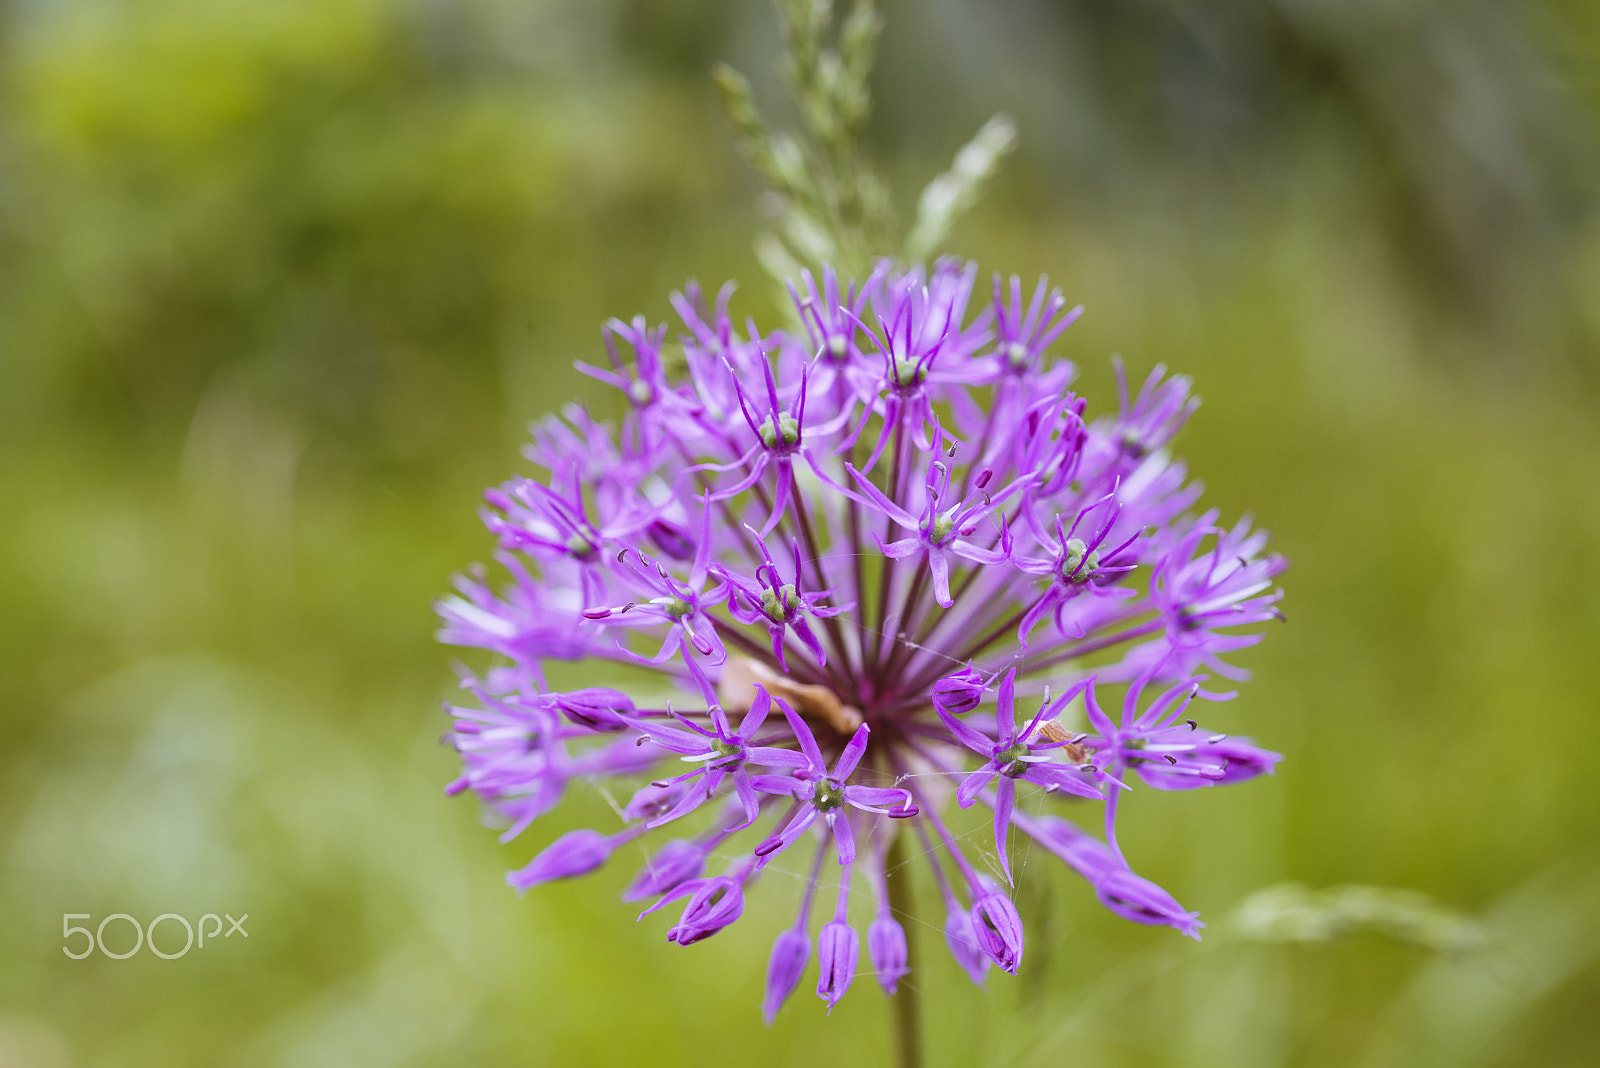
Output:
[{"xmin": 3, "ymin": 1, "xmax": 1599, "ymax": 1065}]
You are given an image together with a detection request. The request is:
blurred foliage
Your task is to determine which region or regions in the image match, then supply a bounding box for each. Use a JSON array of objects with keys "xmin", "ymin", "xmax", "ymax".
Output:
[
  {"xmin": 1226, "ymin": 883, "xmax": 1485, "ymax": 954},
  {"xmin": 2, "ymin": 1, "xmax": 1598, "ymax": 1066}
]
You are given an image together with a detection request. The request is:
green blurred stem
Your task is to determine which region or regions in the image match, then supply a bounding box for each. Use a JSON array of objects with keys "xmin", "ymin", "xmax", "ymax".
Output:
[{"xmin": 885, "ymin": 830, "xmax": 924, "ymax": 1068}]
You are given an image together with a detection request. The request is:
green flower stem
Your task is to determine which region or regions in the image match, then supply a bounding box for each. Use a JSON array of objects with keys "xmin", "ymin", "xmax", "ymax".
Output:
[{"xmin": 885, "ymin": 829, "xmax": 924, "ymax": 1068}]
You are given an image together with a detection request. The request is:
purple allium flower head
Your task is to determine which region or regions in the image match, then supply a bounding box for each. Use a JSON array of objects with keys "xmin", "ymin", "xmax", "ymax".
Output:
[{"xmin": 439, "ymin": 261, "xmax": 1287, "ymax": 1017}]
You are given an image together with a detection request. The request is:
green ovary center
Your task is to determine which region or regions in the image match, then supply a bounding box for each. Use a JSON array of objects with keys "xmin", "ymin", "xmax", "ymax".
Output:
[
  {"xmin": 1061, "ymin": 537, "xmax": 1100, "ymax": 582},
  {"xmin": 892, "ymin": 357, "xmax": 925, "ymax": 388},
  {"xmin": 759, "ymin": 413, "xmax": 801, "ymax": 448},
  {"xmin": 761, "ymin": 584, "xmax": 800, "ymax": 624},
  {"xmin": 997, "ymin": 742, "xmax": 1032, "ymax": 777}
]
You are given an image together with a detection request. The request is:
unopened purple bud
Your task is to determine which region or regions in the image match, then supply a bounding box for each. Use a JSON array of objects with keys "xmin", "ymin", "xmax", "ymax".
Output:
[
  {"xmin": 970, "ymin": 891, "xmax": 1025, "ymax": 973},
  {"xmin": 1131, "ymin": 735, "xmax": 1282, "ymax": 791},
  {"xmin": 622, "ymin": 838, "xmax": 708, "ymax": 902},
  {"xmin": 582, "ymin": 735, "xmax": 662, "ymax": 776},
  {"xmin": 762, "ymin": 928, "xmax": 811, "ymax": 1025},
  {"xmin": 815, "ymin": 920, "xmax": 859, "ymax": 1011},
  {"xmin": 1093, "ymin": 866, "xmax": 1203, "ymax": 939},
  {"xmin": 645, "ymin": 519, "xmax": 695, "ymax": 561},
  {"xmin": 1208, "ymin": 737, "xmax": 1282, "ymax": 785},
  {"xmin": 507, "ymin": 828, "xmax": 611, "ymax": 890},
  {"xmin": 622, "ymin": 778, "xmax": 691, "ymax": 821},
  {"xmin": 933, "ymin": 665, "xmax": 986, "ymax": 717},
  {"xmin": 554, "ymin": 687, "xmax": 635, "ymax": 732},
  {"xmin": 666, "ymin": 877, "xmax": 745, "ymax": 946},
  {"xmin": 944, "ymin": 905, "xmax": 990, "ymax": 985},
  {"xmin": 867, "ymin": 915, "xmax": 909, "ymax": 994}
]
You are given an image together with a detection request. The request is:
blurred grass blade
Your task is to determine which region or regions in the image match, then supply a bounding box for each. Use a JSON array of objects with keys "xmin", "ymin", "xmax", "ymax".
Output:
[
  {"xmin": 838, "ymin": 0, "xmax": 881, "ymax": 132},
  {"xmin": 1357, "ymin": 862, "xmax": 1600, "ymax": 1068},
  {"xmin": 1227, "ymin": 882, "xmax": 1487, "ymax": 954},
  {"xmin": 904, "ymin": 113, "xmax": 1017, "ymax": 264},
  {"xmin": 712, "ymin": 63, "xmax": 812, "ymax": 203}
]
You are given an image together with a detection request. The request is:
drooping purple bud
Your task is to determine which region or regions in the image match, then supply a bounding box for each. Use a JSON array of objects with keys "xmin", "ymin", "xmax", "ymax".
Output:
[
  {"xmin": 932, "ymin": 664, "xmax": 986, "ymax": 717},
  {"xmin": 622, "ymin": 838, "xmax": 707, "ymax": 902},
  {"xmin": 867, "ymin": 915, "xmax": 909, "ymax": 994},
  {"xmin": 1093, "ymin": 866, "xmax": 1203, "ymax": 939},
  {"xmin": 554, "ymin": 687, "xmax": 635, "ymax": 732},
  {"xmin": 507, "ymin": 828, "xmax": 612, "ymax": 890},
  {"xmin": 762, "ymin": 928, "xmax": 811, "ymax": 1025},
  {"xmin": 666, "ymin": 876, "xmax": 745, "ymax": 945},
  {"xmin": 1017, "ymin": 813, "xmax": 1117, "ymax": 882},
  {"xmin": 1015, "ymin": 812, "xmax": 1204, "ymax": 938},
  {"xmin": 970, "ymin": 891, "xmax": 1025, "ymax": 973},
  {"xmin": 815, "ymin": 921, "xmax": 859, "ymax": 1011},
  {"xmin": 944, "ymin": 905, "xmax": 990, "ymax": 985}
]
